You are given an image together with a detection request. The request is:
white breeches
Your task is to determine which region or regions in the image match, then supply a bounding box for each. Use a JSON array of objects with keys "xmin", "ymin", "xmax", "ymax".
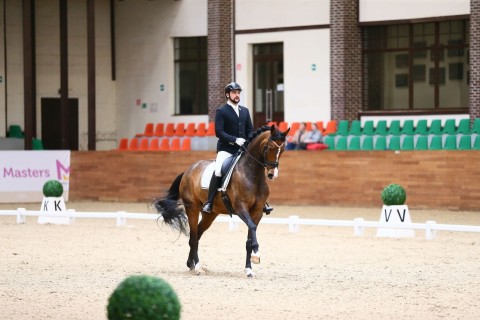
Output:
[{"xmin": 214, "ymin": 151, "xmax": 233, "ymax": 177}]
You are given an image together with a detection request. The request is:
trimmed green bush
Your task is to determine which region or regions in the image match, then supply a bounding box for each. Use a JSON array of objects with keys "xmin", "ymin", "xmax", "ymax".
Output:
[
  {"xmin": 42, "ymin": 180, "xmax": 64, "ymax": 197},
  {"xmin": 381, "ymin": 184, "xmax": 406, "ymax": 206},
  {"xmin": 107, "ymin": 275, "xmax": 181, "ymax": 320}
]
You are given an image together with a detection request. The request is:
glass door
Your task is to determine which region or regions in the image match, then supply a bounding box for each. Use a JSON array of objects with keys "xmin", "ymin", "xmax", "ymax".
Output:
[{"xmin": 253, "ymin": 43, "xmax": 284, "ymax": 128}]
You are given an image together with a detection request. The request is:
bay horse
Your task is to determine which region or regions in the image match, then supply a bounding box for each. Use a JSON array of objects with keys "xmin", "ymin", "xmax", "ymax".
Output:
[{"xmin": 152, "ymin": 125, "xmax": 290, "ymax": 277}]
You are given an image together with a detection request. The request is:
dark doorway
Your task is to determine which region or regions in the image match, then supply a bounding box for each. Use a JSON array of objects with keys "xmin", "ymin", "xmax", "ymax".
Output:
[
  {"xmin": 41, "ymin": 98, "xmax": 79, "ymax": 150},
  {"xmin": 253, "ymin": 43, "xmax": 284, "ymax": 128}
]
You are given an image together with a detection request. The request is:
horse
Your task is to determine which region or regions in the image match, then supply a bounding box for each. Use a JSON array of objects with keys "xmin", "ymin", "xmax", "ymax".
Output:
[{"xmin": 152, "ymin": 125, "xmax": 290, "ymax": 277}]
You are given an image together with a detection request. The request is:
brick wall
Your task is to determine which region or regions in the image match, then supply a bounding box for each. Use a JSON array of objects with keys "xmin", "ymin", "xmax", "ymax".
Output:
[
  {"xmin": 70, "ymin": 150, "xmax": 480, "ymax": 211},
  {"xmin": 470, "ymin": 0, "xmax": 480, "ymax": 121},
  {"xmin": 207, "ymin": 0, "xmax": 233, "ymax": 121},
  {"xmin": 330, "ymin": 0, "xmax": 363, "ymax": 121}
]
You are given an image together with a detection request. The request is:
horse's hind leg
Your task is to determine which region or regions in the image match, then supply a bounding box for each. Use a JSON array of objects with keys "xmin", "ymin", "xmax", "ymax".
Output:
[
  {"xmin": 184, "ymin": 202, "xmax": 200, "ymax": 272},
  {"xmin": 244, "ymin": 229, "xmax": 255, "ymax": 277}
]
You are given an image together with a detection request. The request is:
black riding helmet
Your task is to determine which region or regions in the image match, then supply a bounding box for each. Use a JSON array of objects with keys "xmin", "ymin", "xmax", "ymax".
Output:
[{"xmin": 224, "ymin": 82, "xmax": 242, "ymax": 97}]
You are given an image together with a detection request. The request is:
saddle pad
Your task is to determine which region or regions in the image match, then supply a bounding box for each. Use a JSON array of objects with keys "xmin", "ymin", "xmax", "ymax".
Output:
[{"xmin": 200, "ymin": 162, "xmax": 216, "ymax": 189}]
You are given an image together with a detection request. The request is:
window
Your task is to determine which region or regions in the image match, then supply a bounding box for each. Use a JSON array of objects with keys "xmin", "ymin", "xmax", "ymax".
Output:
[
  {"xmin": 174, "ymin": 37, "xmax": 207, "ymax": 115},
  {"xmin": 363, "ymin": 19, "xmax": 469, "ymax": 112}
]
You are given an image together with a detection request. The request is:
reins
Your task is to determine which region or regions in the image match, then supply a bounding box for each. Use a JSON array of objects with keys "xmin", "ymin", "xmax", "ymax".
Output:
[{"xmin": 240, "ymin": 137, "xmax": 284, "ymax": 169}]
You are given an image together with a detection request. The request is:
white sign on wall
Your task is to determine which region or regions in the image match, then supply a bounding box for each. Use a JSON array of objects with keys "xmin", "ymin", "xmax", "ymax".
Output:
[{"xmin": 0, "ymin": 151, "xmax": 71, "ymax": 203}]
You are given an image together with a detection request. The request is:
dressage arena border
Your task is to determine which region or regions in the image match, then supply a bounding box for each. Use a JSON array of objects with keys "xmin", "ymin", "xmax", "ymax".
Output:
[{"xmin": 1, "ymin": 209, "xmax": 480, "ymax": 240}]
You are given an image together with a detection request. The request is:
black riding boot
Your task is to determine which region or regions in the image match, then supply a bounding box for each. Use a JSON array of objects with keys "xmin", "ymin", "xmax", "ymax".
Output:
[
  {"xmin": 263, "ymin": 202, "xmax": 273, "ymax": 215},
  {"xmin": 202, "ymin": 174, "xmax": 222, "ymax": 214}
]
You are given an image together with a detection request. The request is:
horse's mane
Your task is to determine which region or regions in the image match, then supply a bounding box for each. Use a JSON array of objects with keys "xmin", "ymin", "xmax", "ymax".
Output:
[{"xmin": 245, "ymin": 125, "xmax": 285, "ymax": 148}]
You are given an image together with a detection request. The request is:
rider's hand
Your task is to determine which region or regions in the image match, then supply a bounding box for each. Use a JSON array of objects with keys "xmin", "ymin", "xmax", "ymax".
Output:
[{"xmin": 235, "ymin": 138, "xmax": 246, "ymax": 147}]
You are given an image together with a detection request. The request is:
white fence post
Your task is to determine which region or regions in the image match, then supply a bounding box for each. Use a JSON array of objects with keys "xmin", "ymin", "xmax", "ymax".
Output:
[
  {"xmin": 116, "ymin": 211, "xmax": 127, "ymax": 227},
  {"xmin": 425, "ymin": 220, "xmax": 437, "ymax": 240},
  {"xmin": 353, "ymin": 218, "xmax": 364, "ymax": 236},
  {"xmin": 289, "ymin": 215, "xmax": 299, "ymax": 233},
  {"xmin": 16, "ymin": 208, "xmax": 26, "ymax": 224},
  {"xmin": 67, "ymin": 209, "xmax": 76, "ymax": 224}
]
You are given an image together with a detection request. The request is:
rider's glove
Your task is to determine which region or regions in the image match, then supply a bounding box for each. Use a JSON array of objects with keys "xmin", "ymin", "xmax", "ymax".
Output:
[{"xmin": 235, "ymin": 138, "xmax": 246, "ymax": 147}]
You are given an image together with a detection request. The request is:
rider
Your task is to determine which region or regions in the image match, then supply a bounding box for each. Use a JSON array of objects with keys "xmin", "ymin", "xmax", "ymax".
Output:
[{"xmin": 201, "ymin": 82, "xmax": 273, "ymax": 215}]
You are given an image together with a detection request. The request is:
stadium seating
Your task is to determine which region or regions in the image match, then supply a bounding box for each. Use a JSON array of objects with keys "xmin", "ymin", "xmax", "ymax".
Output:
[
  {"xmin": 374, "ymin": 120, "xmax": 388, "ymax": 136},
  {"xmin": 444, "ymin": 135, "xmax": 457, "ymax": 150},
  {"xmin": 206, "ymin": 122, "xmax": 215, "ymax": 136},
  {"xmin": 428, "ymin": 119, "xmax": 442, "ymax": 135},
  {"xmin": 175, "ymin": 123, "xmax": 186, "ymax": 137},
  {"xmin": 374, "ymin": 136, "xmax": 387, "ymax": 150},
  {"xmin": 323, "ymin": 121, "xmax": 337, "ymax": 136},
  {"xmin": 473, "ymin": 136, "xmax": 480, "ymax": 150},
  {"xmin": 185, "ymin": 123, "xmax": 196, "ymax": 137},
  {"xmin": 170, "ymin": 138, "xmax": 181, "ymax": 151},
  {"xmin": 154, "ymin": 123, "xmax": 164, "ymax": 137},
  {"xmin": 32, "ymin": 139, "xmax": 44, "ymax": 150},
  {"xmin": 442, "ymin": 119, "xmax": 457, "ymax": 135},
  {"xmin": 136, "ymin": 123, "xmax": 154, "ymax": 138},
  {"xmin": 401, "ymin": 120, "xmax": 415, "ymax": 135},
  {"xmin": 415, "ymin": 136, "xmax": 428, "ymax": 150},
  {"xmin": 181, "ymin": 138, "xmax": 191, "ymax": 151},
  {"xmin": 128, "ymin": 138, "xmax": 139, "ymax": 151},
  {"xmin": 348, "ymin": 120, "xmax": 362, "ymax": 136},
  {"xmin": 414, "ymin": 120, "xmax": 428, "ymax": 135},
  {"xmin": 388, "ymin": 136, "xmax": 400, "ymax": 150},
  {"xmin": 401, "ymin": 136, "xmax": 414, "ymax": 150},
  {"xmin": 429, "ymin": 135, "xmax": 443, "ymax": 150},
  {"xmin": 324, "ymin": 136, "xmax": 335, "ymax": 150},
  {"xmin": 387, "ymin": 120, "xmax": 401, "ymax": 135},
  {"xmin": 362, "ymin": 121, "xmax": 375, "ymax": 135},
  {"xmin": 139, "ymin": 138, "xmax": 149, "ymax": 151},
  {"xmin": 118, "ymin": 138, "xmax": 128, "ymax": 150},
  {"xmin": 8, "ymin": 125, "xmax": 24, "ymax": 138},
  {"xmin": 361, "ymin": 136, "xmax": 373, "ymax": 150},
  {"xmin": 149, "ymin": 138, "xmax": 160, "ymax": 151},
  {"xmin": 335, "ymin": 120, "xmax": 349, "ymax": 136},
  {"xmin": 456, "ymin": 119, "xmax": 471, "ymax": 134},
  {"xmin": 159, "ymin": 138, "xmax": 170, "ymax": 151},
  {"xmin": 335, "ymin": 137, "xmax": 348, "ymax": 150},
  {"xmin": 165, "ymin": 123, "xmax": 175, "ymax": 137},
  {"xmin": 348, "ymin": 136, "xmax": 361, "ymax": 150},
  {"xmin": 196, "ymin": 123, "xmax": 207, "ymax": 137},
  {"xmin": 458, "ymin": 135, "xmax": 472, "ymax": 150},
  {"xmin": 472, "ymin": 118, "xmax": 480, "ymax": 134}
]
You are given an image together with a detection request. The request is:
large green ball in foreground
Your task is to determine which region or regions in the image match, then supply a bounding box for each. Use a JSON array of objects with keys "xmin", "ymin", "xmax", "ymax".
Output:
[
  {"xmin": 42, "ymin": 180, "xmax": 64, "ymax": 197},
  {"xmin": 107, "ymin": 275, "xmax": 181, "ymax": 320},
  {"xmin": 381, "ymin": 184, "xmax": 407, "ymax": 206}
]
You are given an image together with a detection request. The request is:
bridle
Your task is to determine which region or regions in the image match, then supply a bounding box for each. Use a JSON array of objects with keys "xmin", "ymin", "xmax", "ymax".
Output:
[{"xmin": 241, "ymin": 136, "xmax": 285, "ymax": 169}]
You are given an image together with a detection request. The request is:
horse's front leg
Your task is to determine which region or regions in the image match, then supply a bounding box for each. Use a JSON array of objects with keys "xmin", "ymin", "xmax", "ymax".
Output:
[
  {"xmin": 237, "ymin": 210, "xmax": 260, "ymax": 265},
  {"xmin": 245, "ymin": 229, "xmax": 255, "ymax": 277}
]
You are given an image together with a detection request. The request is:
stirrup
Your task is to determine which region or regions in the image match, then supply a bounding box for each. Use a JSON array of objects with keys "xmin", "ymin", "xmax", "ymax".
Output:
[
  {"xmin": 263, "ymin": 203, "xmax": 273, "ymax": 215},
  {"xmin": 202, "ymin": 202, "xmax": 213, "ymax": 214}
]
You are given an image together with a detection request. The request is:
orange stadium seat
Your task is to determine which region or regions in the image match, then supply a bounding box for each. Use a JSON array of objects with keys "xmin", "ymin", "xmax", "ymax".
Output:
[
  {"xmin": 206, "ymin": 122, "xmax": 215, "ymax": 136},
  {"xmin": 118, "ymin": 138, "xmax": 128, "ymax": 150},
  {"xmin": 289, "ymin": 122, "xmax": 300, "ymax": 136},
  {"xmin": 185, "ymin": 123, "xmax": 196, "ymax": 137},
  {"xmin": 135, "ymin": 123, "xmax": 154, "ymax": 138},
  {"xmin": 154, "ymin": 123, "xmax": 164, "ymax": 137},
  {"xmin": 165, "ymin": 123, "xmax": 175, "ymax": 137},
  {"xmin": 175, "ymin": 123, "xmax": 185, "ymax": 137},
  {"xmin": 159, "ymin": 138, "xmax": 170, "ymax": 151},
  {"xmin": 149, "ymin": 138, "xmax": 160, "ymax": 151},
  {"xmin": 316, "ymin": 121, "xmax": 325, "ymax": 134},
  {"xmin": 196, "ymin": 123, "xmax": 207, "ymax": 137},
  {"xmin": 171, "ymin": 138, "xmax": 181, "ymax": 151},
  {"xmin": 181, "ymin": 138, "xmax": 191, "ymax": 151},
  {"xmin": 278, "ymin": 121, "xmax": 288, "ymax": 132},
  {"xmin": 128, "ymin": 138, "xmax": 139, "ymax": 151},
  {"xmin": 323, "ymin": 120, "xmax": 337, "ymax": 136},
  {"xmin": 139, "ymin": 138, "xmax": 149, "ymax": 151},
  {"xmin": 306, "ymin": 122, "xmax": 312, "ymax": 131}
]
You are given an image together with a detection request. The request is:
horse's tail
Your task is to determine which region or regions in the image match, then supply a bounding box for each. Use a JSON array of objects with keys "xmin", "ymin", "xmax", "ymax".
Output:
[{"xmin": 152, "ymin": 173, "xmax": 189, "ymax": 236}]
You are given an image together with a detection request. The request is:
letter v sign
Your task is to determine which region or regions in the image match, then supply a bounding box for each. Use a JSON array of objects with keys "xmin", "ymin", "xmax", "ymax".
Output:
[
  {"xmin": 397, "ymin": 208, "xmax": 406, "ymax": 222},
  {"xmin": 384, "ymin": 208, "xmax": 393, "ymax": 222}
]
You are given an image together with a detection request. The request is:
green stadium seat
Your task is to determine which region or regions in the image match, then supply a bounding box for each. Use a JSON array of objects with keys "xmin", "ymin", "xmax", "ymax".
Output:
[
  {"xmin": 8, "ymin": 125, "xmax": 23, "ymax": 138},
  {"xmin": 361, "ymin": 136, "xmax": 374, "ymax": 150},
  {"xmin": 387, "ymin": 120, "xmax": 401, "ymax": 135},
  {"xmin": 32, "ymin": 139, "xmax": 44, "ymax": 150},
  {"xmin": 401, "ymin": 136, "xmax": 414, "ymax": 150},
  {"xmin": 348, "ymin": 120, "xmax": 362, "ymax": 136},
  {"xmin": 362, "ymin": 121, "xmax": 375, "ymax": 135},
  {"xmin": 348, "ymin": 136, "xmax": 361, "ymax": 150},
  {"xmin": 415, "ymin": 120, "xmax": 428, "ymax": 135},
  {"xmin": 324, "ymin": 136, "xmax": 335, "ymax": 150},
  {"xmin": 415, "ymin": 136, "xmax": 428, "ymax": 150},
  {"xmin": 444, "ymin": 135, "xmax": 457, "ymax": 150},
  {"xmin": 472, "ymin": 118, "xmax": 480, "ymax": 134},
  {"xmin": 336, "ymin": 136, "xmax": 348, "ymax": 150},
  {"xmin": 388, "ymin": 136, "xmax": 401, "ymax": 150},
  {"xmin": 335, "ymin": 120, "xmax": 350, "ymax": 136},
  {"xmin": 428, "ymin": 119, "xmax": 443, "ymax": 135},
  {"xmin": 473, "ymin": 135, "xmax": 480, "ymax": 150},
  {"xmin": 442, "ymin": 119, "xmax": 457, "ymax": 135},
  {"xmin": 456, "ymin": 118, "xmax": 471, "ymax": 134},
  {"xmin": 375, "ymin": 120, "xmax": 388, "ymax": 136},
  {"xmin": 429, "ymin": 135, "xmax": 443, "ymax": 150},
  {"xmin": 458, "ymin": 135, "xmax": 472, "ymax": 150},
  {"xmin": 374, "ymin": 136, "xmax": 387, "ymax": 150},
  {"xmin": 401, "ymin": 120, "xmax": 415, "ymax": 135}
]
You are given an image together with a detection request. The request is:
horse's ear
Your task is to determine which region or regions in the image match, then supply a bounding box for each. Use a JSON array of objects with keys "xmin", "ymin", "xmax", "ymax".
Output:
[
  {"xmin": 283, "ymin": 127, "xmax": 291, "ymax": 136},
  {"xmin": 270, "ymin": 124, "xmax": 276, "ymax": 133}
]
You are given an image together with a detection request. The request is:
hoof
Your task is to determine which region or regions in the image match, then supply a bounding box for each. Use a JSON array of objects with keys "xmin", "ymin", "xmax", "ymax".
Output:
[
  {"xmin": 250, "ymin": 252, "xmax": 261, "ymax": 264},
  {"xmin": 191, "ymin": 262, "xmax": 205, "ymax": 276},
  {"xmin": 245, "ymin": 268, "xmax": 255, "ymax": 277}
]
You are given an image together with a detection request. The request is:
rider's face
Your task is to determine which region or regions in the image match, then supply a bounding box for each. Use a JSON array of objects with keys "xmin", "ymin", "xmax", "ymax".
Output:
[{"xmin": 228, "ymin": 90, "xmax": 241, "ymax": 104}]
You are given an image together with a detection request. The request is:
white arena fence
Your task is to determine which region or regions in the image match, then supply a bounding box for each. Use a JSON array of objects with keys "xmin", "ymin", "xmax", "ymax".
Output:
[{"xmin": 1, "ymin": 208, "xmax": 480, "ymax": 240}]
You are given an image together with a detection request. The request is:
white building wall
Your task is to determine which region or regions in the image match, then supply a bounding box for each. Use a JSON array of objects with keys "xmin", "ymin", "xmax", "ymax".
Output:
[
  {"xmin": 115, "ymin": 0, "xmax": 208, "ymax": 141},
  {"xmin": 235, "ymin": 29, "xmax": 330, "ymax": 124},
  {"xmin": 236, "ymin": 0, "xmax": 329, "ymax": 29},
  {"xmin": 0, "ymin": 0, "xmax": 5, "ymax": 136},
  {"xmin": 360, "ymin": 0, "xmax": 470, "ymax": 22}
]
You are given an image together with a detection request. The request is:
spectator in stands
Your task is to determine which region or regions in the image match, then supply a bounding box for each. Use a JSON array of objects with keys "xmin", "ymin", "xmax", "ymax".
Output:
[
  {"xmin": 286, "ymin": 122, "xmax": 307, "ymax": 150},
  {"xmin": 298, "ymin": 122, "xmax": 323, "ymax": 150},
  {"xmin": 202, "ymin": 82, "xmax": 273, "ymax": 215}
]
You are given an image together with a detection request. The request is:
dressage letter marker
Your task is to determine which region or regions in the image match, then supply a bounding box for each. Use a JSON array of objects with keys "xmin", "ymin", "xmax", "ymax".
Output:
[
  {"xmin": 38, "ymin": 197, "xmax": 70, "ymax": 225},
  {"xmin": 376, "ymin": 205, "xmax": 415, "ymax": 238}
]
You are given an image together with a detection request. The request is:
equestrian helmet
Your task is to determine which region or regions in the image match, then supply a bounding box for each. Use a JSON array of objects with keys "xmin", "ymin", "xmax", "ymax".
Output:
[{"xmin": 224, "ymin": 82, "xmax": 242, "ymax": 94}]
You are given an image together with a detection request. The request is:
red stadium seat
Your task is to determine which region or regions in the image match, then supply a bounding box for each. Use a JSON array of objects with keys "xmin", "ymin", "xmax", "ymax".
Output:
[
  {"xmin": 171, "ymin": 138, "xmax": 181, "ymax": 151},
  {"xmin": 181, "ymin": 138, "xmax": 191, "ymax": 151},
  {"xmin": 128, "ymin": 138, "xmax": 139, "ymax": 151},
  {"xmin": 149, "ymin": 138, "xmax": 160, "ymax": 151},
  {"xmin": 175, "ymin": 123, "xmax": 186, "ymax": 137},
  {"xmin": 196, "ymin": 123, "xmax": 207, "ymax": 137},
  {"xmin": 159, "ymin": 138, "xmax": 170, "ymax": 151},
  {"xmin": 118, "ymin": 138, "xmax": 128, "ymax": 150},
  {"xmin": 154, "ymin": 123, "xmax": 164, "ymax": 137},
  {"xmin": 185, "ymin": 123, "xmax": 196, "ymax": 137},
  {"xmin": 165, "ymin": 123, "xmax": 175, "ymax": 137}
]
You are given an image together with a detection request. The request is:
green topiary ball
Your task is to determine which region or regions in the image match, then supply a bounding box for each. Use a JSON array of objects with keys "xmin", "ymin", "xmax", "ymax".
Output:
[
  {"xmin": 381, "ymin": 184, "xmax": 406, "ymax": 206},
  {"xmin": 42, "ymin": 180, "xmax": 64, "ymax": 197},
  {"xmin": 107, "ymin": 275, "xmax": 181, "ymax": 320}
]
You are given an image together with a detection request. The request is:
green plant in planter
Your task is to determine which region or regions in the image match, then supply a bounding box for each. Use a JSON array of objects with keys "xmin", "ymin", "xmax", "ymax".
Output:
[
  {"xmin": 107, "ymin": 275, "xmax": 181, "ymax": 320},
  {"xmin": 381, "ymin": 184, "xmax": 406, "ymax": 206},
  {"xmin": 42, "ymin": 180, "xmax": 64, "ymax": 198}
]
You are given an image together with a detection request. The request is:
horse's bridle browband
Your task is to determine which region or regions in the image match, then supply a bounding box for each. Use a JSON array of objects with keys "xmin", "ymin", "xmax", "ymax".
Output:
[{"xmin": 241, "ymin": 137, "xmax": 284, "ymax": 169}]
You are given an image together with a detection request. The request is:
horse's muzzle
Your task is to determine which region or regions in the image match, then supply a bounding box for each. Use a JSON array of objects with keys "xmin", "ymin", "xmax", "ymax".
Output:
[{"xmin": 267, "ymin": 168, "xmax": 278, "ymax": 180}]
